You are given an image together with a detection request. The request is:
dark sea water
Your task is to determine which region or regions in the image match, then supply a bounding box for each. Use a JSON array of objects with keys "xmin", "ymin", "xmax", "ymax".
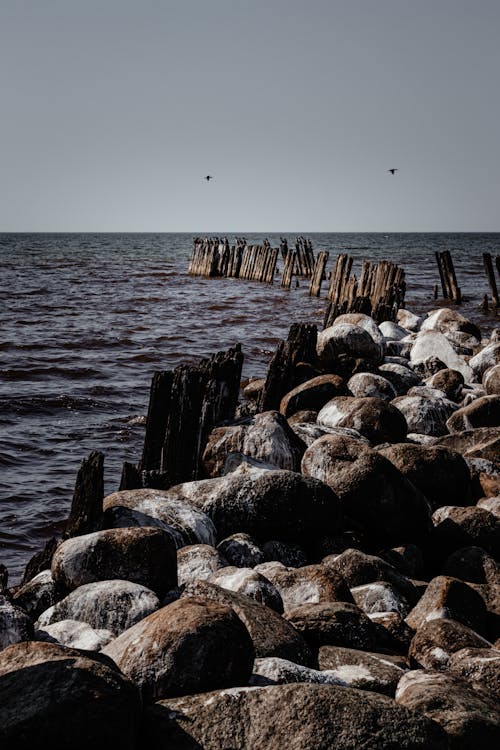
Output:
[{"xmin": 1, "ymin": 232, "xmax": 499, "ymax": 584}]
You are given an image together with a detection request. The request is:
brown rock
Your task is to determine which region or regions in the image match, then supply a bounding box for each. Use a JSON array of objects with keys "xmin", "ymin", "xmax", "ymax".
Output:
[
  {"xmin": 484, "ymin": 364, "xmax": 500, "ymax": 395},
  {"xmin": 216, "ymin": 533, "xmax": 264, "ymax": 567},
  {"xmin": 279, "ymin": 374, "xmax": 347, "ymax": 417},
  {"xmin": 436, "ymin": 426, "xmax": 500, "ymax": 462},
  {"xmin": 427, "ymin": 368, "xmax": 464, "ymax": 400},
  {"xmin": 429, "ymin": 506, "xmax": 500, "ymax": 564},
  {"xmin": 255, "ymin": 563, "xmax": 353, "ymax": 613},
  {"xmin": 318, "ymin": 396, "xmax": 408, "ymax": 444},
  {"xmin": 405, "ymin": 575, "xmax": 488, "ymax": 635},
  {"xmin": 317, "ymin": 645, "xmax": 407, "ymax": 696},
  {"xmin": 449, "ymin": 647, "xmax": 500, "ymax": 700},
  {"xmin": 447, "ymin": 395, "xmax": 500, "ymax": 433},
  {"xmin": 177, "ymin": 544, "xmax": 228, "ymax": 585},
  {"xmin": 285, "ymin": 601, "xmax": 382, "ymax": 651},
  {"xmin": 409, "ymin": 617, "xmax": 492, "ymax": 670}
]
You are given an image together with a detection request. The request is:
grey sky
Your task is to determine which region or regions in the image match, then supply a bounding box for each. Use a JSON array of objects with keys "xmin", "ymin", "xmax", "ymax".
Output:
[{"xmin": 1, "ymin": 0, "xmax": 499, "ymax": 231}]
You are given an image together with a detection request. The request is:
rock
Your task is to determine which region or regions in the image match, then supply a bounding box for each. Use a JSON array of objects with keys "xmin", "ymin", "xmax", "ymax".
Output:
[
  {"xmin": 421, "ymin": 308, "xmax": 481, "ymax": 341},
  {"xmin": 406, "ymin": 385, "xmax": 448, "ymax": 399},
  {"xmin": 397, "ymin": 308, "xmax": 425, "ymax": 331},
  {"xmin": 177, "ymin": 544, "xmax": 228, "ymax": 585},
  {"xmin": 391, "ymin": 395, "xmax": 457, "ymax": 436},
  {"xmin": 477, "ymin": 496, "xmax": 500, "ymax": 516},
  {"xmin": 102, "ymin": 596, "xmax": 253, "ymax": 701},
  {"xmin": 484, "ymin": 363, "xmax": 500, "ymax": 395},
  {"xmin": 262, "ymin": 540, "xmax": 308, "ymax": 568},
  {"xmin": 35, "ymin": 619, "xmax": 114, "ymax": 650},
  {"xmin": 449, "ymin": 647, "xmax": 500, "ymax": 700},
  {"xmin": 368, "ymin": 611, "xmax": 415, "ymax": 653},
  {"xmin": 447, "ymin": 395, "xmax": 500, "ymax": 433},
  {"xmin": 441, "ymin": 545, "xmax": 499, "ymax": 586},
  {"xmin": 180, "ymin": 580, "xmax": 312, "ymax": 666},
  {"xmin": 171, "ymin": 464, "xmax": 342, "ymax": 544},
  {"xmin": 0, "ymin": 641, "xmax": 140, "ymax": 748},
  {"xmin": 379, "ymin": 321, "xmax": 411, "ymax": 340},
  {"xmin": 410, "ymin": 331, "xmax": 473, "ymax": 382},
  {"xmin": 378, "ymin": 362, "xmax": 422, "ymax": 394},
  {"xmin": 242, "ymin": 377, "xmax": 266, "ymax": 400},
  {"xmin": 405, "ymin": 575, "xmax": 487, "ymax": 635},
  {"xmin": 380, "ymin": 544, "xmax": 424, "ymax": 578},
  {"xmin": 317, "ymin": 646, "xmax": 407, "ymax": 696},
  {"xmin": 467, "ymin": 457, "xmax": 500, "ymax": 498},
  {"xmin": 410, "ymin": 356, "xmax": 447, "ymax": 379},
  {"xmin": 334, "ymin": 313, "xmax": 386, "ymax": 347},
  {"xmin": 429, "ymin": 506, "xmax": 500, "ymax": 563},
  {"xmin": 250, "ymin": 656, "xmax": 344, "ymax": 687},
  {"xmin": 407, "ymin": 432, "xmax": 439, "ymax": 445},
  {"xmin": 317, "ymin": 322, "xmax": 383, "ymax": 367},
  {"xmin": 428, "ymin": 368, "xmax": 464, "ymax": 400},
  {"xmin": 202, "ymin": 411, "xmax": 306, "ymax": 477},
  {"xmin": 12, "ymin": 569, "xmax": 61, "ymax": 620},
  {"xmin": 51, "ymin": 527, "xmax": 177, "ymax": 597},
  {"xmin": 437, "ymin": 426, "xmax": 500, "ymax": 462},
  {"xmin": 209, "ymin": 567, "xmax": 284, "ymax": 612},
  {"xmin": 285, "ymin": 601, "xmax": 382, "ymax": 651},
  {"xmin": 102, "ymin": 488, "xmax": 217, "ymax": 547},
  {"xmin": 217, "ymin": 533, "xmax": 264, "ymax": 567},
  {"xmin": 290, "ymin": 422, "xmax": 369, "ymax": 448},
  {"xmin": 0, "ymin": 597, "xmax": 33, "ymax": 650},
  {"xmin": 351, "ymin": 582, "xmax": 411, "ymax": 617},
  {"xmin": 287, "ymin": 409, "xmax": 318, "ymax": 425},
  {"xmin": 409, "ymin": 617, "xmax": 492, "ymax": 670},
  {"xmin": 279, "ymin": 374, "xmax": 347, "ymax": 417},
  {"xmin": 37, "ymin": 579, "xmax": 160, "ymax": 636},
  {"xmin": 469, "ymin": 342, "xmax": 500, "ymax": 379},
  {"xmin": 255, "ymin": 564, "xmax": 353, "ymax": 613},
  {"xmin": 396, "ymin": 669, "xmax": 500, "ymax": 749},
  {"xmin": 318, "ymin": 396, "xmax": 407, "ymax": 443},
  {"xmin": 143, "ymin": 682, "xmax": 448, "ymax": 749},
  {"xmin": 347, "ymin": 372, "xmax": 397, "ymax": 401},
  {"xmin": 379, "ymin": 443, "xmax": 471, "ymax": 510},
  {"xmin": 385, "ymin": 340, "xmax": 413, "ymax": 358},
  {"xmin": 302, "ymin": 436, "xmax": 431, "ymax": 548}
]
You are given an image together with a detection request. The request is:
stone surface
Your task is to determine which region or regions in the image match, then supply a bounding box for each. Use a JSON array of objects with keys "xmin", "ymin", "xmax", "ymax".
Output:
[
  {"xmin": 290, "ymin": 422, "xmax": 369, "ymax": 448},
  {"xmin": 302, "ymin": 436, "xmax": 431, "ymax": 548},
  {"xmin": 347, "ymin": 372, "xmax": 397, "ymax": 401},
  {"xmin": 0, "ymin": 641, "xmax": 140, "ymax": 748},
  {"xmin": 379, "ymin": 321, "xmax": 411, "ymax": 340},
  {"xmin": 285, "ymin": 601, "xmax": 382, "ymax": 651},
  {"xmin": 209, "ymin": 567, "xmax": 284, "ymax": 612},
  {"xmin": 410, "ymin": 331, "xmax": 473, "ymax": 382},
  {"xmin": 255, "ymin": 563, "xmax": 353, "ymax": 613},
  {"xmin": 392, "ymin": 394, "xmax": 458, "ymax": 436},
  {"xmin": 405, "ymin": 575, "xmax": 487, "ymax": 635},
  {"xmin": 429, "ymin": 505, "xmax": 500, "ymax": 563},
  {"xmin": 378, "ymin": 363, "xmax": 421, "ymax": 395},
  {"xmin": 448, "ymin": 647, "xmax": 500, "ymax": 700},
  {"xmin": 318, "ymin": 396, "xmax": 408, "ymax": 443},
  {"xmin": 427, "ymin": 368, "xmax": 464, "ymax": 401},
  {"xmin": 469, "ymin": 342, "xmax": 500, "ymax": 379},
  {"xmin": 446, "ymin": 395, "xmax": 500, "ymax": 433},
  {"xmin": 217, "ymin": 533, "xmax": 265, "ymax": 567},
  {"xmin": 262, "ymin": 540, "xmax": 308, "ymax": 567},
  {"xmin": 37, "ymin": 579, "xmax": 160, "ymax": 635},
  {"xmin": 409, "ymin": 617, "xmax": 492, "ymax": 670},
  {"xmin": 437, "ymin": 426, "xmax": 500, "ymax": 462},
  {"xmin": 249, "ymin": 656, "xmax": 345, "ymax": 687},
  {"xmin": 0, "ymin": 597, "xmax": 33, "ymax": 651},
  {"xmin": 351, "ymin": 581, "xmax": 411, "ymax": 617},
  {"xmin": 420, "ymin": 308, "xmax": 481, "ymax": 341},
  {"xmin": 51, "ymin": 527, "xmax": 177, "ymax": 597},
  {"xmin": 368, "ymin": 611, "xmax": 415, "ymax": 653},
  {"xmin": 143, "ymin": 683, "xmax": 447, "ymax": 749},
  {"xmin": 35, "ymin": 619, "xmax": 114, "ymax": 650},
  {"xmin": 477, "ymin": 496, "xmax": 500, "ymax": 516},
  {"xmin": 317, "ymin": 321, "xmax": 383, "ymax": 366},
  {"xmin": 484, "ymin": 363, "xmax": 500, "ymax": 395},
  {"xmin": 397, "ymin": 308, "xmax": 425, "ymax": 331},
  {"xmin": 396, "ymin": 669, "xmax": 500, "ymax": 749},
  {"xmin": 279, "ymin": 374, "xmax": 347, "ymax": 417},
  {"xmin": 177, "ymin": 544, "xmax": 228, "ymax": 585},
  {"xmin": 12, "ymin": 569, "xmax": 61, "ymax": 620},
  {"xmin": 317, "ymin": 645, "xmax": 407, "ymax": 696}
]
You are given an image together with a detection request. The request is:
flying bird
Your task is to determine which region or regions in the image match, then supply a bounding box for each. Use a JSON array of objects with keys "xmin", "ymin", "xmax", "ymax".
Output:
[
  {"xmin": 204, "ymin": 175, "xmax": 213, "ymax": 181},
  {"xmin": 388, "ymin": 168, "xmax": 398, "ymax": 175}
]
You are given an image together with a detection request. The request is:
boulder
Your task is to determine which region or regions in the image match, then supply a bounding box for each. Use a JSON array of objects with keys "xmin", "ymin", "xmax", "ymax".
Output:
[
  {"xmin": 209, "ymin": 567, "xmax": 283, "ymax": 612},
  {"xmin": 0, "ymin": 641, "xmax": 140, "ymax": 748},
  {"xmin": 242, "ymin": 377, "xmax": 266, "ymax": 400},
  {"xmin": 290, "ymin": 422, "xmax": 369, "ymax": 447},
  {"xmin": 287, "ymin": 409, "xmax": 318, "ymax": 424},
  {"xmin": 429, "ymin": 505, "xmax": 500, "ymax": 563},
  {"xmin": 368, "ymin": 611, "xmax": 415, "ymax": 653},
  {"xmin": 180, "ymin": 580, "xmax": 312, "ymax": 666},
  {"xmin": 469, "ymin": 342, "xmax": 500, "ymax": 379},
  {"xmin": 397, "ymin": 309, "xmax": 425, "ymax": 331},
  {"xmin": 396, "ymin": 669, "xmax": 500, "ymax": 749},
  {"xmin": 12, "ymin": 569, "xmax": 61, "ymax": 620},
  {"xmin": 446, "ymin": 395, "xmax": 500, "ymax": 433},
  {"xmin": 202, "ymin": 411, "xmax": 306, "ymax": 476},
  {"xmin": 379, "ymin": 321, "xmax": 410, "ymax": 340},
  {"xmin": 0, "ymin": 597, "xmax": 33, "ymax": 651},
  {"xmin": 262, "ymin": 540, "xmax": 308, "ymax": 567},
  {"xmin": 102, "ymin": 488, "xmax": 216, "ymax": 547},
  {"xmin": 279, "ymin": 374, "xmax": 347, "ymax": 417},
  {"xmin": 380, "ymin": 544, "xmax": 424, "ymax": 578},
  {"xmin": 254, "ymin": 564, "xmax": 353, "ymax": 613},
  {"xmin": 35, "ymin": 619, "xmax": 114, "ymax": 650},
  {"xmin": 351, "ymin": 581, "xmax": 411, "ymax": 617},
  {"xmin": 449, "ymin": 647, "xmax": 500, "ymax": 700},
  {"xmin": 318, "ymin": 396, "xmax": 407, "ymax": 443},
  {"xmin": 378, "ymin": 362, "xmax": 422, "ymax": 394},
  {"xmin": 302, "ymin": 436, "xmax": 431, "ymax": 548},
  {"xmin": 441, "ymin": 545, "xmax": 499, "ymax": 586},
  {"xmin": 477, "ymin": 496, "xmax": 500, "ymax": 516},
  {"xmin": 378, "ymin": 443, "xmax": 471, "ymax": 510},
  {"xmin": 437, "ymin": 426, "xmax": 500, "ymax": 462},
  {"xmin": 409, "ymin": 617, "xmax": 492, "ymax": 670},
  {"xmin": 37, "ymin": 579, "xmax": 160, "ymax": 636},
  {"xmin": 405, "ymin": 575, "xmax": 487, "ymax": 635},
  {"xmin": 391, "ymin": 395, "xmax": 457, "ymax": 436},
  {"xmin": 250, "ymin": 656, "xmax": 345, "ymax": 687},
  {"xmin": 427, "ymin": 368, "xmax": 464, "ymax": 400},
  {"xmin": 420, "ymin": 308, "xmax": 481, "ymax": 341},
  {"xmin": 217, "ymin": 533, "xmax": 264, "ymax": 567},
  {"xmin": 285, "ymin": 601, "xmax": 382, "ymax": 651},
  {"xmin": 51, "ymin": 527, "xmax": 177, "ymax": 597},
  {"xmin": 334, "ymin": 313, "xmax": 386, "ymax": 347},
  {"xmin": 143, "ymin": 682, "xmax": 447, "ymax": 749},
  {"xmin": 177, "ymin": 544, "xmax": 228, "ymax": 585},
  {"xmin": 317, "ymin": 646, "xmax": 407, "ymax": 696},
  {"xmin": 410, "ymin": 356, "xmax": 447, "ymax": 379},
  {"xmin": 347, "ymin": 372, "xmax": 397, "ymax": 401},
  {"xmin": 410, "ymin": 331, "xmax": 473, "ymax": 382},
  {"xmin": 317, "ymin": 322, "xmax": 383, "ymax": 367},
  {"xmin": 484, "ymin": 363, "xmax": 500, "ymax": 395},
  {"xmin": 102, "ymin": 596, "xmax": 253, "ymax": 701}
]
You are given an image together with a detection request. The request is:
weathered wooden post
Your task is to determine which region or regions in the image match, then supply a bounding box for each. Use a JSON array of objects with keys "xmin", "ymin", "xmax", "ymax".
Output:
[
  {"xmin": 483, "ymin": 253, "xmax": 499, "ymax": 307},
  {"xmin": 309, "ymin": 251, "xmax": 329, "ymax": 297},
  {"xmin": 259, "ymin": 323, "xmax": 317, "ymax": 411},
  {"xmin": 65, "ymin": 451, "xmax": 104, "ymax": 538}
]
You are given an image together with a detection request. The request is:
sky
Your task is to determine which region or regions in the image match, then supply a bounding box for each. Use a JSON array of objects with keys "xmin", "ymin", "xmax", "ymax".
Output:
[{"xmin": 0, "ymin": 0, "xmax": 499, "ymax": 232}]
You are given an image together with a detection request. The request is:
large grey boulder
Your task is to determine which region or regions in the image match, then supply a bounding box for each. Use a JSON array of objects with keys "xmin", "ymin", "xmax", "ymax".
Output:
[
  {"xmin": 35, "ymin": 619, "xmax": 114, "ymax": 651},
  {"xmin": 410, "ymin": 331, "xmax": 473, "ymax": 382},
  {"xmin": 317, "ymin": 645, "xmax": 407, "ymax": 696},
  {"xmin": 209, "ymin": 567, "xmax": 284, "ymax": 612},
  {"xmin": 446, "ymin": 395, "xmax": 500, "ymax": 433},
  {"xmin": 420, "ymin": 308, "xmax": 481, "ymax": 342},
  {"xmin": 347, "ymin": 372, "xmax": 397, "ymax": 401},
  {"xmin": 318, "ymin": 396, "xmax": 408, "ymax": 443},
  {"xmin": 378, "ymin": 362, "xmax": 421, "ymax": 394},
  {"xmin": 391, "ymin": 395, "xmax": 458, "ymax": 436},
  {"xmin": 12, "ymin": 569, "xmax": 61, "ymax": 621},
  {"xmin": 317, "ymin": 321, "xmax": 383, "ymax": 366},
  {"xmin": 469, "ymin": 342, "xmax": 500, "ymax": 379},
  {"xmin": 177, "ymin": 544, "xmax": 228, "ymax": 585}
]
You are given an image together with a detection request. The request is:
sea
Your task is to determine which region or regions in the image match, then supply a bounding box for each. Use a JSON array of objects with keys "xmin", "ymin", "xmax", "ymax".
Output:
[{"xmin": 1, "ymin": 232, "xmax": 499, "ymax": 584}]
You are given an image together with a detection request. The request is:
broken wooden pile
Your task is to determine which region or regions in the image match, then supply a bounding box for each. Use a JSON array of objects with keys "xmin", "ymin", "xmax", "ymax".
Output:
[{"xmin": 188, "ymin": 238, "xmax": 279, "ymax": 284}]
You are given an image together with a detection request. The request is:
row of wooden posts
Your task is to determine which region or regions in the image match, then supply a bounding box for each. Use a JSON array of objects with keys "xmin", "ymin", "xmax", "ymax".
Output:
[{"xmin": 434, "ymin": 251, "xmax": 500, "ymax": 311}]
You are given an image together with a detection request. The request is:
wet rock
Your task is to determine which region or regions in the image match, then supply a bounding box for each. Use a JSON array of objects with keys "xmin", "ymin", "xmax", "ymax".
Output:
[
  {"xmin": 302, "ymin": 436, "xmax": 431, "ymax": 548},
  {"xmin": 409, "ymin": 617, "xmax": 492, "ymax": 670},
  {"xmin": 12, "ymin": 569, "xmax": 61, "ymax": 620},
  {"xmin": 421, "ymin": 308, "xmax": 481, "ymax": 341},
  {"xmin": 290, "ymin": 422, "xmax": 369, "ymax": 447},
  {"xmin": 429, "ymin": 505, "xmax": 500, "ymax": 564},
  {"xmin": 242, "ymin": 377, "xmax": 266, "ymax": 400},
  {"xmin": 347, "ymin": 372, "xmax": 397, "ymax": 401},
  {"xmin": 317, "ymin": 322, "xmax": 383, "ymax": 367},
  {"xmin": 391, "ymin": 394, "xmax": 457, "ymax": 436},
  {"xmin": 449, "ymin": 647, "xmax": 500, "ymax": 700},
  {"xmin": 335, "ymin": 313, "xmax": 386, "ymax": 347},
  {"xmin": 102, "ymin": 596, "xmax": 254, "ymax": 701},
  {"xmin": 484, "ymin": 363, "xmax": 500, "ymax": 395},
  {"xmin": 410, "ymin": 356, "xmax": 447, "ymax": 379},
  {"xmin": 103, "ymin": 488, "xmax": 216, "ymax": 547},
  {"xmin": 318, "ymin": 396, "xmax": 407, "ymax": 443},
  {"xmin": 379, "ymin": 443, "xmax": 471, "ymax": 510},
  {"xmin": 351, "ymin": 581, "xmax": 411, "ymax": 617},
  {"xmin": 427, "ymin": 368, "xmax": 464, "ymax": 400},
  {"xmin": 262, "ymin": 540, "xmax": 308, "ymax": 568},
  {"xmin": 437, "ymin": 426, "xmax": 500, "ymax": 462},
  {"xmin": 180, "ymin": 580, "xmax": 312, "ymax": 666},
  {"xmin": 410, "ymin": 331, "xmax": 473, "ymax": 382},
  {"xmin": 379, "ymin": 321, "xmax": 411, "ymax": 340},
  {"xmin": 143, "ymin": 682, "xmax": 447, "ymax": 750},
  {"xmin": 209, "ymin": 567, "xmax": 284, "ymax": 612},
  {"xmin": 285, "ymin": 601, "xmax": 381, "ymax": 651},
  {"xmin": 256, "ymin": 564, "xmax": 353, "ymax": 613},
  {"xmin": 51, "ymin": 527, "xmax": 177, "ymax": 597},
  {"xmin": 405, "ymin": 575, "xmax": 487, "ymax": 635},
  {"xmin": 396, "ymin": 669, "xmax": 500, "ymax": 749},
  {"xmin": 37, "ymin": 579, "xmax": 160, "ymax": 636},
  {"xmin": 378, "ymin": 362, "xmax": 422, "ymax": 394},
  {"xmin": 202, "ymin": 411, "xmax": 306, "ymax": 476},
  {"xmin": 0, "ymin": 641, "xmax": 140, "ymax": 748},
  {"xmin": 217, "ymin": 533, "xmax": 264, "ymax": 567},
  {"xmin": 0, "ymin": 597, "xmax": 33, "ymax": 650},
  {"xmin": 469, "ymin": 342, "xmax": 500, "ymax": 379},
  {"xmin": 406, "ymin": 384, "xmax": 448, "ymax": 399},
  {"xmin": 397, "ymin": 308, "xmax": 425, "ymax": 331},
  {"xmin": 317, "ymin": 646, "xmax": 407, "ymax": 696},
  {"xmin": 447, "ymin": 394, "xmax": 500, "ymax": 432},
  {"xmin": 279, "ymin": 374, "xmax": 347, "ymax": 417},
  {"xmin": 177, "ymin": 544, "xmax": 228, "ymax": 585},
  {"xmin": 287, "ymin": 409, "xmax": 318, "ymax": 425},
  {"xmin": 250, "ymin": 656, "xmax": 344, "ymax": 687},
  {"xmin": 477, "ymin": 495, "xmax": 500, "ymax": 516},
  {"xmin": 35, "ymin": 619, "xmax": 114, "ymax": 650}
]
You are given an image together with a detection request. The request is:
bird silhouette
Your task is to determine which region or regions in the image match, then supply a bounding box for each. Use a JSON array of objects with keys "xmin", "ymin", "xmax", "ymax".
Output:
[
  {"xmin": 204, "ymin": 175, "xmax": 213, "ymax": 181},
  {"xmin": 388, "ymin": 168, "xmax": 398, "ymax": 175}
]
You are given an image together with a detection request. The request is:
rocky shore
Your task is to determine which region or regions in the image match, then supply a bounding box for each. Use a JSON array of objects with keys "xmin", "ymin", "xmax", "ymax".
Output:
[{"xmin": 1, "ymin": 305, "xmax": 499, "ymax": 748}]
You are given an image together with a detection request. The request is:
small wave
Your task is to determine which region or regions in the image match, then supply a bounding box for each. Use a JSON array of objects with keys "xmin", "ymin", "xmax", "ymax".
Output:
[
  {"xmin": 0, "ymin": 394, "xmax": 107, "ymax": 415},
  {"xmin": 1, "ymin": 366, "xmax": 97, "ymax": 381}
]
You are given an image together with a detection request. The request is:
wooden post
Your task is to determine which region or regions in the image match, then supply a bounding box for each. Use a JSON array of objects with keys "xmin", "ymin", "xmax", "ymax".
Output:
[
  {"xmin": 435, "ymin": 251, "xmax": 449, "ymax": 298},
  {"xmin": 119, "ymin": 462, "xmax": 142, "ymax": 491},
  {"xmin": 309, "ymin": 251, "xmax": 329, "ymax": 297},
  {"xmin": 483, "ymin": 253, "xmax": 499, "ymax": 307},
  {"xmin": 20, "ymin": 537, "xmax": 60, "ymax": 586},
  {"xmin": 481, "ymin": 294, "xmax": 489, "ymax": 313},
  {"xmin": 65, "ymin": 451, "xmax": 104, "ymax": 538},
  {"xmin": 139, "ymin": 371, "xmax": 173, "ymax": 473},
  {"xmin": 259, "ymin": 323, "xmax": 317, "ymax": 411},
  {"xmin": 443, "ymin": 251, "xmax": 461, "ymax": 304},
  {"xmin": 281, "ymin": 250, "xmax": 296, "ymax": 288}
]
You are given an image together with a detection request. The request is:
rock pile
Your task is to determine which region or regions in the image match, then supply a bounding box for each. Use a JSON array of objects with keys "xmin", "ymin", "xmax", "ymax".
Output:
[{"xmin": 1, "ymin": 307, "xmax": 499, "ymax": 748}]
